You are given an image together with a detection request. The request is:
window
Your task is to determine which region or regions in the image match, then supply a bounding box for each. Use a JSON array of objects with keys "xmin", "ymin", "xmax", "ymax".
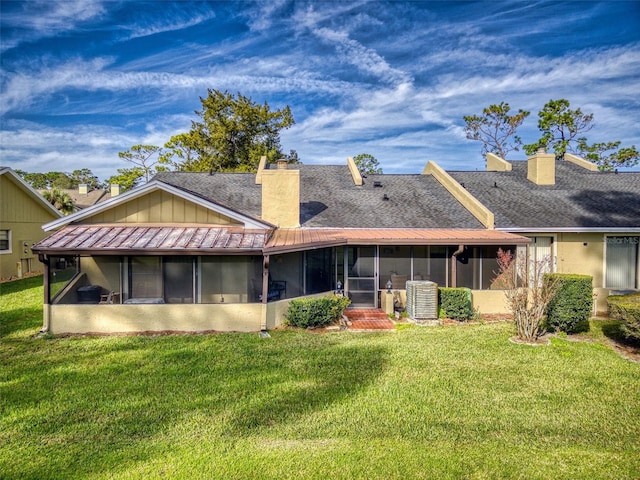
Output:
[
  {"xmin": 606, "ymin": 236, "xmax": 640, "ymax": 289},
  {"xmin": 0, "ymin": 230, "xmax": 10, "ymax": 253}
]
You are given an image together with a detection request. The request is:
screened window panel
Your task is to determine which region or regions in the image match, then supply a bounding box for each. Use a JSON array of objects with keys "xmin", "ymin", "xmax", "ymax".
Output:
[
  {"xmin": 200, "ymin": 256, "xmax": 255, "ymax": 303},
  {"xmin": 130, "ymin": 257, "xmax": 162, "ymax": 298},
  {"xmin": 379, "ymin": 246, "xmax": 411, "ymax": 289},
  {"xmin": 164, "ymin": 257, "xmax": 193, "ymax": 303}
]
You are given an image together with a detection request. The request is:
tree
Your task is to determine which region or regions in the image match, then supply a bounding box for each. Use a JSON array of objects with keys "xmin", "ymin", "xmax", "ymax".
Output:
[
  {"xmin": 463, "ymin": 102, "xmax": 530, "ymax": 159},
  {"xmin": 118, "ymin": 145, "xmax": 166, "ymax": 183},
  {"xmin": 160, "ymin": 133, "xmax": 209, "ymax": 172},
  {"xmin": 42, "ymin": 189, "xmax": 76, "ymax": 215},
  {"xmin": 70, "ymin": 168, "xmax": 102, "ymax": 189},
  {"xmin": 576, "ymin": 138, "xmax": 639, "ymax": 172},
  {"xmin": 524, "ymin": 99, "xmax": 594, "ymax": 159},
  {"xmin": 495, "ymin": 248, "xmax": 560, "ymax": 343},
  {"xmin": 189, "ymin": 89, "xmax": 295, "ymax": 172},
  {"xmin": 353, "ymin": 153, "xmax": 382, "ymax": 175},
  {"xmin": 106, "ymin": 167, "xmax": 145, "ymax": 192}
]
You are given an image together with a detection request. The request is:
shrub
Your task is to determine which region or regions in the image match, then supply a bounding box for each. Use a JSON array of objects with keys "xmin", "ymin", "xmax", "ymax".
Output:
[
  {"xmin": 545, "ymin": 274, "xmax": 593, "ymax": 333},
  {"xmin": 438, "ymin": 287, "xmax": 473, "ymax": 321},
  {"xmin": 285, "ymin": 295, "xmax": 351, "ymax": 329},
  {"xmin": 608, "ymin": 293, "xmax": 640, "ymax": 341}
]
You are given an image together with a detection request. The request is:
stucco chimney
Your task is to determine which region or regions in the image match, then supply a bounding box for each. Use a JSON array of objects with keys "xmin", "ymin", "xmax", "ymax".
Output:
[
  {"xmin": 110, "ymin": 184, "xmax": 121, "ymax": 197},
  {"xmin": 261, "ymin": 168, "xmax": 300, "ymax": 227},
  {"xmin": 527, "ymin": 148, "xmax": 555, "ymax": 185},
  {"xmin": 78, "ymin": 183, "xmax": 88, "ymax": 195}
]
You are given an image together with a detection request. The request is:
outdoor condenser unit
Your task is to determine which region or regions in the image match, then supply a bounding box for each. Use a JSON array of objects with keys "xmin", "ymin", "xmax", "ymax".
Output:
[{"xmin": 406, "ymin": 281, "xmax": 438, "ymax": 320}]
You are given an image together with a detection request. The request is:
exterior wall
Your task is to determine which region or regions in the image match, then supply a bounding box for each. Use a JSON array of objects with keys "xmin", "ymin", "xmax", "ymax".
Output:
[
  {"xmin": 0, "ymin": 174, "xmax": 59, "ymax": 279},
  {"xmin": 471, "ymin": 290, "xmax": 511, "ymax": 314},
  {"xmin": 48, "ymin": 303, "xmax": 263, "ymax": 334},
  {"xmin": 552, "ymin": 232, "xmax": 603, "ymax": 312},
  {"xmin": 83, "ymin": 190, "xmax": 239, "ymax": 225},
  {"xmin": 81, "ymin": 256, "xmax": 121, "ymax": 296}
]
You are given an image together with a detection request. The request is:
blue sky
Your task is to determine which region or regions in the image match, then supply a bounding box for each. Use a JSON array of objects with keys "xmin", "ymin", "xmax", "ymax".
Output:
[{"xmin": 1, "ymin": 1, "xmax": 639, "ymax": 182}]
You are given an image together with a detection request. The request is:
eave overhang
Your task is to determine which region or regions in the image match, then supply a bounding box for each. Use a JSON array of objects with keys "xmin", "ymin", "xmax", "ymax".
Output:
[
  {"xmin": 264, "ymin": 228, "xmax": 530, "ymax": 254},
  {"xmin": 32, "ymin": 225, "xmax": 271, "ymax": 256}
]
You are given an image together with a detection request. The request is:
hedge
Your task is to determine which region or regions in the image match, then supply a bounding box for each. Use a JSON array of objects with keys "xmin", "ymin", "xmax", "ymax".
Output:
[
  {"xmin": 438, "ymin": 287, "xmax": 473, "ymax": 321},
  {"xmin": 285, "ymin": 295, "xmax": 351, "ymax": 329},
  {"xmin": 608, "ymin": 293, "xmax": 640, "ymax": 341},
  {"xmin": 545, "ymin": 274, "xmax": 593, "ymax": 333}
]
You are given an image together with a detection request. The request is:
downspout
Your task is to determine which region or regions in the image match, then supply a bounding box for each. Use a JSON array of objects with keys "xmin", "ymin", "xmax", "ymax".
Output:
[
  {"xmin": 39, "ymin": 254, "xmax": 51, "ymax": 333},
  {"xmin": 260, "ymin": 254, "xmax": 270, "ymax": 332},
  {"xmin": 451, "ymin": 245, "xmax": 464, "ymax": 288}
]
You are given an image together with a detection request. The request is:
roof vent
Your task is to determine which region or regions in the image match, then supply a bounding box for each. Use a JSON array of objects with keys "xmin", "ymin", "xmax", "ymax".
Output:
[
  {"xmin": 383, "ymin": 193, "xmax": 390, "ymax": 201},
  {"xmin": 373, "ymin": 181, "xmax": 383, "ymax": 188}
]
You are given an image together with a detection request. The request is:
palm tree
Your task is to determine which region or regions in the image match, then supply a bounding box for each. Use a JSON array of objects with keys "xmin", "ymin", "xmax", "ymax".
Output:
[{"xmin": 43, "ymin": 189, "xmax": 76, "ymax": 215}]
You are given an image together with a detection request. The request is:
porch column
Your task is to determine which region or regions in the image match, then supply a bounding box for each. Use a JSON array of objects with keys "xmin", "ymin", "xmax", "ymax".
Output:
[
  {"xmin": 260, "ymin": 254, "xmax": 270, "ymax": 331},
  {"xmin": 40, "ymin": 254, "xmax": 51, "ymax": 333}
]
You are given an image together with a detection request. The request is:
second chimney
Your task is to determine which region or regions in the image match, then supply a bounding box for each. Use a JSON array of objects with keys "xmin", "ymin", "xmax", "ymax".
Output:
[{"xmin": 527, "ymin": 148, "xmax": 556, "ymax": 185}]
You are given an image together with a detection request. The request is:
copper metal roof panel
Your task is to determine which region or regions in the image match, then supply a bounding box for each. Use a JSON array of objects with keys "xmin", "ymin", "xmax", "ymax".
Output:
[{"xmin": 33, "ymin": 225, "xmax": 270, "ymax": 255}]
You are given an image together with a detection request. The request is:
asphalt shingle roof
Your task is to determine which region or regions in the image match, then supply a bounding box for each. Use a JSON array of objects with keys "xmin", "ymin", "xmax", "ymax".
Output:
[
  {"xmin": 154, "ymin": 165, "xmax": 484, "ymax": 229},
  {"xmin": 450, "ymin": 161, "xmax": 640, "ymax": 229}
]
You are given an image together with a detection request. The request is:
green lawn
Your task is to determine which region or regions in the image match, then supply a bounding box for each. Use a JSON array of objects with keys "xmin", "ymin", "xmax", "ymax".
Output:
[{"xmin": 1, "ymin": 276, "xmax": 639, "ymax": 479}]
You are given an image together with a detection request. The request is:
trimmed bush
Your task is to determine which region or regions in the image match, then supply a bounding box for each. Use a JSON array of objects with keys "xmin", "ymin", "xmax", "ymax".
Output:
[
  {"xmin": 608, "ymin": 293, "xmax": 640, "ymax": 341},
  {"xmin": 438, "ymin": 287, "xmax": 473, "ymax": 321},
  {"xmin": 545, "ymin": 274, "xmax": 593, "ymax": 333},
  {"xmin": 285, "ymin": 295, "xmax": 351, "ymax": 329}
]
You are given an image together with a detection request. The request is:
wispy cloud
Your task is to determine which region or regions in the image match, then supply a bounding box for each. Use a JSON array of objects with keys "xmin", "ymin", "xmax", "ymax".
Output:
[{"xmin": 1, "ymin": 0, "xmax": 106, "ymax": 52}]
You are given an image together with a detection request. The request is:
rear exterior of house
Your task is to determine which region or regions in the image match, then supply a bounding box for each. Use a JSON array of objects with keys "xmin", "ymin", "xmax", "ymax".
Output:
[
  {"xmin": 32, "ymin": 157, "xmax": 528, "ymax": 334},
  {"xmin": 450, "ymin": 152, "xmax": 640, "ymax": 313},
  {"xmin": 0, "ymin": 167, "xmax": 61, "ymax": 280},
  {"xmin": 32, "ymin": 153, "xmax": 639, "ymax": 334}
]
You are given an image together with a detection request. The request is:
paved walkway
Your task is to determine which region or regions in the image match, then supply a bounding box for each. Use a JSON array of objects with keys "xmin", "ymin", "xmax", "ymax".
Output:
[{"xmin": 343, "ymin": 309, "xmax": 395, "ymax": 331}]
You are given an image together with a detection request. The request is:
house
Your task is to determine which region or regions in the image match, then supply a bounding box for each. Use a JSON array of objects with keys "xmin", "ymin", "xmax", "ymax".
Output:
[
  {"xmin": 448, "ymin": 151, "xmax": 640, "ymax": 312},
  {"xmin": 0, "ymin": 167, "xmax": 62, "ymax": 280},
  {"xmin": 31, "ymin": 151, "xmax": 639, "ymax": 335},
  {"xmin": 31, "ymin": 157, "xmax": 528, "ymax": 334}
]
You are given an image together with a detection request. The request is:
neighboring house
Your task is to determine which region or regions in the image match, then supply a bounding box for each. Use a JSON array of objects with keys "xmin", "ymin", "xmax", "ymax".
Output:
[
  {"xmin": 38, "ymin": 184, "xmax": 115, "ymax": 211},
  {"xmin": 449, "ymin": 152, "xmax": 640, "ymax": 312},
  {"xmin": 31, "ymin": 152, "xmax": 639, "ymax": 335},
  {"xmin": 0, "ymin": 167, "xmax": 62, "ymax": 280},
  {"xmin": 31, "ymin": 157, "xmax": 528, "ymax": 334}
]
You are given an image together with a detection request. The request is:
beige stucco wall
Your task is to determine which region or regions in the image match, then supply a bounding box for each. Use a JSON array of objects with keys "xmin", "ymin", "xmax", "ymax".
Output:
[
  {"xmin": 0, "ymin": 174, "xmax": 59, "ymax": 279},
  {"xmin": 471, "ymin": 290, "xmax": 511, "ymax": 314},
  {"xmin": 549, "ymin": 232, "xmax": 608, "ymax": 313},
  {"xmin": 261, "ymin": 169, "xmax": 300, "ymax": 227},
  {"xmin": 83, "ymin": 190, "xmax": 239, "ymax": 225},
  {"xmin": 49, "ymin": 303, "xmax": 263, "ymax": 334}
]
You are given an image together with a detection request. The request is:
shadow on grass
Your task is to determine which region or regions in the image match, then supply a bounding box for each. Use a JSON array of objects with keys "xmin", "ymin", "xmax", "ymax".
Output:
[
  {"xmin": 1, "ymin": 333, "xmax": 388, "ymax": 479},
  {"xmin": 600, "ymin": 319, "xmax": 640, "ymax": 349}
]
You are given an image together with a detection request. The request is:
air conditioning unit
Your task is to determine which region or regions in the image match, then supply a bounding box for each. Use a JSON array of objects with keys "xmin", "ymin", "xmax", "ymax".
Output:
[{"xmin": 406, "ymin": 281, "xmax": 438, "ymax": 321}]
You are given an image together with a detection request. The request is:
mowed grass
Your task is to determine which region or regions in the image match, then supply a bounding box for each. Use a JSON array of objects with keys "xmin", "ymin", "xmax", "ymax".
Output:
[{"xmin": 1, "ymin": 277, "xmax": 639, "ymax": 479}]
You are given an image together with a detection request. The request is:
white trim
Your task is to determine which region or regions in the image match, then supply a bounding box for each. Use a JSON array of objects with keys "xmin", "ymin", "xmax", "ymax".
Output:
[
  {"xmin": 0, "ymin": 167, "xmax": 62, "ymax": 218},
  {"xmin": 41, "ymin": 180, "xmax": 273, "ymax": 231}
]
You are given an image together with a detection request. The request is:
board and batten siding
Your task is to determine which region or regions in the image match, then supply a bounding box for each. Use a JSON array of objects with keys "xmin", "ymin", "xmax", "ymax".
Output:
[{"xmin": 82, "ymin": 190, "xmax": 240, "ymax": 225}]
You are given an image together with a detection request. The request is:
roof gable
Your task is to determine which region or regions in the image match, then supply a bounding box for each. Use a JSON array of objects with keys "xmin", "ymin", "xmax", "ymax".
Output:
[
  {"xmin": 42, "ymin": 181, "xmax": 272, "ymax": 232},
  {"xmin": 0, "ymin": 167, "xmax": 62, "ymax": 219}
]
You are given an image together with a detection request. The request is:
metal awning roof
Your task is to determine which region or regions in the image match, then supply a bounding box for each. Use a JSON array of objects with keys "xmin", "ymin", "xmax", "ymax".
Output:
[
  {"xmin": 33, "ymin": 225, "xmax": 530, "ymax": 256},
  {"xmin": 264, "ymin": 228, "xmax": 530, "ymax": 254},
  {"xmin": 32, "ymin": 225, "xmax": 270, "ymax": 255}
]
